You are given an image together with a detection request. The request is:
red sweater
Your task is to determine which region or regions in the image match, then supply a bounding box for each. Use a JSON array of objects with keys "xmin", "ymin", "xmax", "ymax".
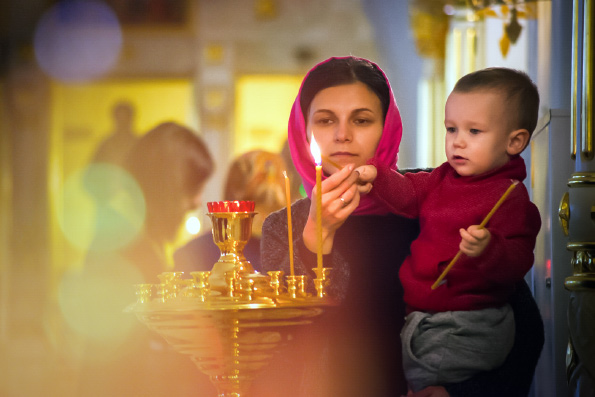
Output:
[{"xmin": 370, "ymin": 156, "xmax": 541, "ymax": 313}]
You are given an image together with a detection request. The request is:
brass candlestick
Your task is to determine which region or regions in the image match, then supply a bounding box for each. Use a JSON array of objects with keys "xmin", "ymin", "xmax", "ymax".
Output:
[
  {"xmin": 127, "ymin": 201, "xmax": 336, "ymax": 397},
  {"xmin": 313, "ymin": 267, "xmax": 332, "ymax": 298}
]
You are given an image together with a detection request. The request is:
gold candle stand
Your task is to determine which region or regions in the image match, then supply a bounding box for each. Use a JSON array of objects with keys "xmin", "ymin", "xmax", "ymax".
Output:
[{"xmin": 127, "ymin": 202, "xmax": 335, "ymax": 397}]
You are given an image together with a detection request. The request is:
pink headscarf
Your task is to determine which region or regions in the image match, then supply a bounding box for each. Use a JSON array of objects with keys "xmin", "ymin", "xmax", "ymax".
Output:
[{"xmin": 287, "ymin": 56, "xmax": 403, "ymax": 215}]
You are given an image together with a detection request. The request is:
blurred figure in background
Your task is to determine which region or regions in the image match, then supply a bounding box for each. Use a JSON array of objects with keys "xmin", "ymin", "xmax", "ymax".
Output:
[
  {"xmin": 174, "ymin": 150, "xmax": 286, "ymax": 274},
  {"xmin": 77, "ymin": 121, "xmax": 215, "ymax": 396},
  {"xmin": 119, "ymin": 121, "xmax": 215, "ymax": 281},
  {"xmin": 91, "ymin": 100, "xmax": 139, "ymax": 167}
]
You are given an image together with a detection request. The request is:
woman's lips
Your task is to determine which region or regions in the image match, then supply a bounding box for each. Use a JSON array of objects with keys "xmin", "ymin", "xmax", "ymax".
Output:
[{"xmin": 330, "ymin": 152, "xmax": 356, "ymax": 160}]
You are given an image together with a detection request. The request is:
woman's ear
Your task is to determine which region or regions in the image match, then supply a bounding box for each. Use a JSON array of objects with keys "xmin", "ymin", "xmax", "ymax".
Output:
[{"xmin": 507, "ymin": 129, "xmax": 530, "ymax": 156}]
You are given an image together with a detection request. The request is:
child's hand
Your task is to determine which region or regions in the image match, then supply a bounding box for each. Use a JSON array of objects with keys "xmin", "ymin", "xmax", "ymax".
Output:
[
  {"xmin": 459, "ymin": 225, "xmax": 491, "ymax": 257},
  {"xmin": 354, "ymin": 164, "xmax": 377, "ymax": 194}
]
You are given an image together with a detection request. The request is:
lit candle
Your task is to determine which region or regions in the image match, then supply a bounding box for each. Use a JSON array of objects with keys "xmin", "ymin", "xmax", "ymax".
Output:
[
  {"xmin": 310, "ymin": 136, "xmax": 323, "ymax": 272},
  {"xmin": 283, "ymin": 171, "xmax": 295, "ymax": 276}
]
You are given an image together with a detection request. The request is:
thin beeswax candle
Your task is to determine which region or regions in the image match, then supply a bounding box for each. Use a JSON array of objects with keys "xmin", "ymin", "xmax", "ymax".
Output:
[
  {"xmin": 310, "ymin": 136, "xmax": 323, "ymax": 272},
  {"xmin": 283, "ymin": 171, "xmax": 295, "ymax": 276}
]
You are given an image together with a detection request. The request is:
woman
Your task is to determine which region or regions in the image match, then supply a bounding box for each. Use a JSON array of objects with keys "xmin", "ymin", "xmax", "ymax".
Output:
[
  {"xmin": 78, "ymin": 122, "xmax": 216, "ymax": 396},
  {"xmin": 260, "ymin": 57, "xmax": 544, "ymax": 396}
]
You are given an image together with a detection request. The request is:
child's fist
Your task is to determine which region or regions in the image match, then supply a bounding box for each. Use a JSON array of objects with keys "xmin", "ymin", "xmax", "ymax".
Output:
[{"xmin": 459, "ymin": 225, "xmax": 491, "ymax": 257}]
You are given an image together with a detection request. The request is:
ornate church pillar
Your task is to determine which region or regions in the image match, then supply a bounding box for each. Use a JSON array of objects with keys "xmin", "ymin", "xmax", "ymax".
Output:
[{"xmin": 564, "ymin": 0, "xmax": 595, "ymax": 395}]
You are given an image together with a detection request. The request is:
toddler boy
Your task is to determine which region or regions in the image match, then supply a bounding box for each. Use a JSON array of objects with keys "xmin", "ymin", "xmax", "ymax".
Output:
[{"xmin": 358, "ymin": 67, "xmax": 541, "ymax": 391}]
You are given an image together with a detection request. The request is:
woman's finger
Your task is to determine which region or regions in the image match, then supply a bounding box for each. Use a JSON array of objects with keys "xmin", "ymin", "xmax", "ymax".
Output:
[
  {"xmin": 321, "ymin": 165, "xmax": 360, "ymax": 203},
  {"xmin": 322, "ymin": 164, "xmax": 355, "ymax": 191}
]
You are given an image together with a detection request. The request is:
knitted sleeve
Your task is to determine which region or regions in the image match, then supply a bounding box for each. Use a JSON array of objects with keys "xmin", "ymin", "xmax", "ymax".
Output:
[{"xmin": 368, "ymin": 162, "xmax": 438, "ymax": 218}]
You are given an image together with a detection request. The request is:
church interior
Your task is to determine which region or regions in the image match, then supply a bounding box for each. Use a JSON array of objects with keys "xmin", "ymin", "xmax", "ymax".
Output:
[{"xmin": 0, "ymin": 0, "xmax": 593, "ymax": 396}]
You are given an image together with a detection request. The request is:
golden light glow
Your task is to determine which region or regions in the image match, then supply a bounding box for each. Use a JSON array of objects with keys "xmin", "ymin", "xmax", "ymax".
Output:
[
  {"xmin": 58, "ymin": 254, "xmax": 143, "ymax": 348},
  {"xmin": 234, "ymin": 75, "xmax": 302, "ymax": 155}
]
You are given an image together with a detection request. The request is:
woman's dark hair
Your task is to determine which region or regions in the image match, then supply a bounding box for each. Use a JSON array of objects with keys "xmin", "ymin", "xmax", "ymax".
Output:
[
  {"xmin": 124, "ymin": 122, "xmax": 214, "ymax": 242},
  {"xmin": 300, "ymin": 57, "xmax": 390, "ymax": 122}
]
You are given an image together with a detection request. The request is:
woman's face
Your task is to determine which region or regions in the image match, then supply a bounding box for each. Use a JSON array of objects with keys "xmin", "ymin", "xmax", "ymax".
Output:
[{"xmin": 306, "ymin": 82, "xmax": 384, "ymax": 173}]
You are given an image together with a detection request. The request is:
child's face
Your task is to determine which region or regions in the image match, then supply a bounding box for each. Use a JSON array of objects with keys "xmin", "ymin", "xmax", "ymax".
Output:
[{"xmin": 444, "ymin": 90, "xmax": 514, "ymax": 177}]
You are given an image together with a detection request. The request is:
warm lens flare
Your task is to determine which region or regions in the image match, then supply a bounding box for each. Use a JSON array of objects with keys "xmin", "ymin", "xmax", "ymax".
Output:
[
  {"xmin": 57, "ymin": 254, "xmax": 143, "ymax": 348},
  {"xmin": 56, "ymin": 163, "xmax": 145, "ymax": 252}
]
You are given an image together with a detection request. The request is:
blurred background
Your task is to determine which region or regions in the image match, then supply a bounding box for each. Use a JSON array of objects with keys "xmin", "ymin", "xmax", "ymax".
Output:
[{"xmin": 0, "ymin": 0, "xmax": 577, "ymax": 396}]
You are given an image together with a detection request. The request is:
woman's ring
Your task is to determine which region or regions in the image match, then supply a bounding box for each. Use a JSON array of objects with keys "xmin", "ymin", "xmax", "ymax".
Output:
[{"xmin": 340, "ymin": 197, "xmax": 346, "ymax": 207}]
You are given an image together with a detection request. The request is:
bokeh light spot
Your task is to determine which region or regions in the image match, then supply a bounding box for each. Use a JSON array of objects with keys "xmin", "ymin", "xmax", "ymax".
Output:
[
  {"xmin": 185, "ymin": 216, "xmax": 201, "ymax": 235},
  {"xmin": 34, "ymin": 0, "xmax": 122, "ymax": 82},
  {"xmin": 56, "ymin": 163, "xmax": 145, "ymax": 252}
]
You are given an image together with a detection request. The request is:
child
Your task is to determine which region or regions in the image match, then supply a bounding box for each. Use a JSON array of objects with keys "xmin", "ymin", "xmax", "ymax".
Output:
[{"xmin": 357, "ymin": 67, "xmax": 541, "ymax": 392}]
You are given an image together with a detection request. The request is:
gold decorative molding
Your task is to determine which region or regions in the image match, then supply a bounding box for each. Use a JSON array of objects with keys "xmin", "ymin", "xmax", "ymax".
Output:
[
  {"xmin": 565, "ymin": 243, "xmax": 595, "ymax": 291},
  {"xmin": 558, "ymin": 192, "xmax": 570, "ymax": 237},
  {"xmin": 409, "ymin": 0, "xmax": 451, "ymax": 59},
  {"xmin": 567, "ymin": 172, "xmax": 595, "ymax": 186},
  {"xmin": 469, "ymin": 0, "xmax": 540, "ymax": 58}
]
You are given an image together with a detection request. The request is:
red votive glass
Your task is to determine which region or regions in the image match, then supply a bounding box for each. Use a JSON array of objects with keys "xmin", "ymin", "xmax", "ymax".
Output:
[{"xmin": 207, "ymin": 200, "xmax": 255, "ymax": 213}]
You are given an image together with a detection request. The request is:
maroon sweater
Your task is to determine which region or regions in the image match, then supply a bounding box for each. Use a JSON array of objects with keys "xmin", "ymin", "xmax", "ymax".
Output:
[{"xmin": 370, "ymin": 156, "xmax": 541, "ymax": 313}]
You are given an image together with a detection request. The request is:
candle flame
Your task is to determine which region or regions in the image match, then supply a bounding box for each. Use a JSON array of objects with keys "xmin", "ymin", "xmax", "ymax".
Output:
[{"xmin": 310, "ymin": 135, "xmax": 322, "ymax": 165}]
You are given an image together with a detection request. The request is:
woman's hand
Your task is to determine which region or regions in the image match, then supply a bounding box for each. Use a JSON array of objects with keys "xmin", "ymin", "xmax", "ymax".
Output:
[
  {"xmin": 459, "ymin": 225, "xmax": 491, "ymax": 257},
  {"xmin": 302, "ymin": 164, "xmax": 360, "ymax": 254},
  {"xmin": 402, "ymin": 386, "xmax": 450, "ymax": 397}
]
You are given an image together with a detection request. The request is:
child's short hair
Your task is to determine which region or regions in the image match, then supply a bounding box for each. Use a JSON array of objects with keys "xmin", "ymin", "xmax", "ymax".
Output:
[{"xmin": 453, "ymin": 67, "xmax": 540, "ymax": 136}]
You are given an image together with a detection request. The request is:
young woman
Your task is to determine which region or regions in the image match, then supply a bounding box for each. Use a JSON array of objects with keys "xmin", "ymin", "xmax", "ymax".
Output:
[{"xmin": 259, "ymin": 56, "xmax": 544, "ymax": 397}]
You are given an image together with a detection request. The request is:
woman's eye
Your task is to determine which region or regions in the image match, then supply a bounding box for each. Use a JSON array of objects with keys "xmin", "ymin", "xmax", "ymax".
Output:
[
  {"xmin": 354, "ymin": 118, "xmax": 371, "ymax": 125},
  {"xmin": 315, "ymin": 118, "xmax": 333, "ymax": 125}
]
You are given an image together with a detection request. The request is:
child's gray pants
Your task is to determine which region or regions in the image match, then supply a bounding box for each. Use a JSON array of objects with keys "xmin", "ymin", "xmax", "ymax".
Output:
[{"xmin": 401, "ymin": 305, "xmax": 514, "ymax": 392}]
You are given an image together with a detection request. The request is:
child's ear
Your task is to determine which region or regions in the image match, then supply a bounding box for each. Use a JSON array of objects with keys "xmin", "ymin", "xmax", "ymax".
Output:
[{"xmin": 507, "ymin": 129, "xmax": 530, "ymax": 155}]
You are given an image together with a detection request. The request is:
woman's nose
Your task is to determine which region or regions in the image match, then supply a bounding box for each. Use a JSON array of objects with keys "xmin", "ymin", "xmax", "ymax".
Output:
[{"xmin": 334, "ymin": 122, "xmax": 352, "ymax": 142}]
